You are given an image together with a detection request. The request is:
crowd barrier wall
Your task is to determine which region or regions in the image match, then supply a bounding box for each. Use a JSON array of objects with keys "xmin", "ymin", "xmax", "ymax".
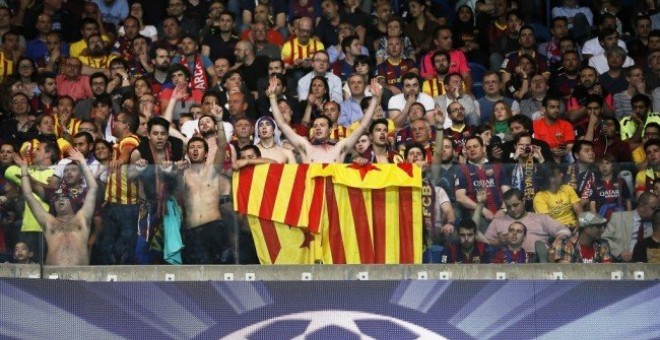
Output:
[{"xmin": 1, "ymin": 277, "xmax": 658, "ymax": 338}]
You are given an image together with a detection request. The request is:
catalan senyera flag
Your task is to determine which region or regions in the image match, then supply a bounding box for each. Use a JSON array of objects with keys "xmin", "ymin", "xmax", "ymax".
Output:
[{"xmin": 233, "ymin": 163, "xmax": 423, "ymax": 265}]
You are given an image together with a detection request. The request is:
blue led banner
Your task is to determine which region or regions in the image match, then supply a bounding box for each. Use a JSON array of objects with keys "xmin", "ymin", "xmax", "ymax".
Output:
[{"xmin": 1, "ymin": 279, "xmax": 658, "ymax": 338}]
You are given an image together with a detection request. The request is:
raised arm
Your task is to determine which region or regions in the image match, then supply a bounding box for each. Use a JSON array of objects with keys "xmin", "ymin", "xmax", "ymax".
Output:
[
  {"xmin": 15, "ymin": 155, "xmax": 54, "ymax": 230},
  {"xmin": 69, "ymin": 149, "xmax": 98, "ymax": 222},
  {"xmin": 266, "ymin": 77, "xmax": 310, "ymax": 152},
  {"xmin": 338, "ymin": 78, "xmax": 382, "ymax": 153},
  {"xmin": 209, "ymin": 103, "xmax": 227, "ymax": 167},
  {"xmin": 163, "ymin": 84, "xmax": 187, "ymax": 124},
  {"xmin": 430, "ymin": 108, "xmax": 445, "ymax": 184}
]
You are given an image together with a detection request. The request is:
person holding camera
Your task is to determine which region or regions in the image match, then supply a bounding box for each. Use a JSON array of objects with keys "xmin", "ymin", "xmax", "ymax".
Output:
[{"xmin": 509, "ymin": 132, "xmax": 545, "ymax": 211}]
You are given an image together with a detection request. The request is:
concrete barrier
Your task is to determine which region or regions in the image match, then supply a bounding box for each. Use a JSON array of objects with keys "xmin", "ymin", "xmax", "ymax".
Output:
[{"xmin": 1, "ymin": 263, "xmax": 659, "ymax": 281}]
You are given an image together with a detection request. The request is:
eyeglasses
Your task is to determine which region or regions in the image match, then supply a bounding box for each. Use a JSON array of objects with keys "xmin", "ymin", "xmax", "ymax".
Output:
[
  {"xmin": 313, "ymin": 58, "xmax": 329, "ymax": 63},
  {"xmin": 139, "ymin": 99, "xmax": 155, "ymax": 104},
  {"xmin": 449, "ymin": 107, "xmax": 465, "ymax": 113}
]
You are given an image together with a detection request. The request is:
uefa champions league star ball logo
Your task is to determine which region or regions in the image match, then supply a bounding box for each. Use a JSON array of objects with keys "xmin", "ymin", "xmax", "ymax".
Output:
[{"xmin": 222, "ymin": 310, "xmax": 446, "ymax": 339}]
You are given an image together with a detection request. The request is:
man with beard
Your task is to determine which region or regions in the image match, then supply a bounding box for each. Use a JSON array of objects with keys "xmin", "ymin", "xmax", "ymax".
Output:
[
  {"xmin": 567, "ymin": 66, "xmax": 614, "ymax": 121},
  {"xmin": 179, "ymin": 92, "xmax": 234, "ymax": 141},
  {"xmin": 441, "ymin": 219, "xmax": 491, "ymax": 264},
  {"xmin": 581, "ymin": 101, "xmax": 631, "ymax": 163},
  {"xmin": 485, "ymin": 188, "xmax": 570, "ymax": 261},
  {"xmin": 253, "ymin": 116, "xmax": 296, "ymax": 164},
  {"xmin": 421, "ymin": 51, "xmax": 450, "ymax": 98},
  {"xmin": 550, "ymin": 50, "xmax": 580, "ymax": 101},
  {"xmin": 16, "ymin": 149, "xmax": 98, "ymax": 266},
  {"xmin": 234, "ymin": 40, "xmax": 269, "ymax": 96},
  {"xmin": 180, "ymin": 126, "xmax": 231, "ymax": 264},
  {"xmin": 74, "ymin": 73, "xmax": 110, "ymax": 121},
  {"xmin": 31, "ymin": 72, "xmax": 58, "ymax": 116},
  {"xmin": 533, "ymin": 94, "xmax": 574, "ymax": 163},
  {"xmin": 444, "ymin": 101, "xmax": 474, "ymax": 157},
  {"xmin": 145, "ymin": 47, "xmax": 171, "ymax": 95},
  {"xmin": 130, "ymin": 117, "xmax": 184, "ymax": 264},
  {"xmin": 172, "ymin": 35, "xmax": 214, "ymax": 93},
  {"xmin": 69, "ymin": 18, "xmax": 108, "ymax": 59}
]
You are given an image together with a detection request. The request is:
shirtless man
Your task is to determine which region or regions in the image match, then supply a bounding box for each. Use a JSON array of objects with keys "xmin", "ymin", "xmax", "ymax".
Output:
[
  {"xmin": 254, "ymin": 116, "xmax": 296, "ymax": 163},
  {"xmin": 15, "ymin": 149, "xmax": 98, "ymax": 266},
  {"xmin": 267, "ymin": 77, "xmax": 382, "ymax": 163},
  {"xmin": 180, "ymin": 133, "xmax": 231, "ymax": 264}
]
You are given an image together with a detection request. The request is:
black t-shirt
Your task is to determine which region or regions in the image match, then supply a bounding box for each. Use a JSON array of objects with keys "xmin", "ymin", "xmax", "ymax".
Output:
[
  {"xmin": 632, "ymin": 237, "xmax": 660, "ymax": 263},
  {"xmin": 239, "ymin": 56, "xmax": 270, "ymax": 93}
]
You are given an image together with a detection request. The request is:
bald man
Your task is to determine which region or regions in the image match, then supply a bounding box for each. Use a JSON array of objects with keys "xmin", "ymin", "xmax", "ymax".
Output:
[{"xmin": 234, "ymin": 40, "xmax": 270, "ymax": 95}]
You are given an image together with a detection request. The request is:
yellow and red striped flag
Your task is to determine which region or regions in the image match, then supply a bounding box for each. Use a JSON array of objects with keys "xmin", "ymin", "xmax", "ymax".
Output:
[{"xmin": 233, "ymin": 163, "xmax": 423, "ymax": 264}]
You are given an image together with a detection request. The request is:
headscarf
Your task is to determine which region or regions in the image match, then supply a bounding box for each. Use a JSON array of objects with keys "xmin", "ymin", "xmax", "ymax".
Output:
[{"xmin": 253, "ymin": 116, "xmax": 282, "ymax": 146}]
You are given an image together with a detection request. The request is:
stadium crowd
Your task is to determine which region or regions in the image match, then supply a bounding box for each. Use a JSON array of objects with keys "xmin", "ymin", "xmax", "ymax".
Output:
[{"xmin": 0, "ymin": 0, "xmax": 660, "ymax": 265}]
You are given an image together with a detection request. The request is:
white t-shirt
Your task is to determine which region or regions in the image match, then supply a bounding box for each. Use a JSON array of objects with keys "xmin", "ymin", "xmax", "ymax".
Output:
[
  {"xmin": 387, "ymin": 92, "xmax": 436, "ymax": 113},
  {"xmin": 581, "ymin": 37, "xmax": 627, "ymax": 57},
  {"xmin": 181, "ymin": 119, "xmax": 234, "ymax": 142}
]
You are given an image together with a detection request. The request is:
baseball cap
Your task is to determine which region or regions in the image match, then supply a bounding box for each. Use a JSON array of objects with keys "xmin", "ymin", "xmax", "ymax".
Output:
[{"xmin": 578, "ymin": 212, "xmax": 608, "ymax": 228}]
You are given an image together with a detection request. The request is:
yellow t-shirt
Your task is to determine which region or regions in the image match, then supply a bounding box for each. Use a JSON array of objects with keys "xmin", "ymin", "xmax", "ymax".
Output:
[
  {"xmin": 69, "ymin": 35, "xmax": 111, "ymax": 58},
  {"xmin": 5, "ymin": 165, "xmax": 54, "ymax": 232},
  {"xmin": 533, "ymin": 184, "xmax": 581, "ymax": 228}
]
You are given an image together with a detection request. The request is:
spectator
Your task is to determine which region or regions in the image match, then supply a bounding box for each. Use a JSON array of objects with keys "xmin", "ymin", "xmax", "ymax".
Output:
[
  {"xmin": 486, "ymin": 188, "xmax": 571, "ymax": 260},
  {"xmin": 130, "ymin": 117, "xmax": 184, "ymax": 264},
  {"xmin": 592, "ymin": 154, "xmax": 632, "ymax": 221},
  {"xmin": 234, "ymin": 41, "xmax": 269, "ymax": 96},
  {"xmin": 421, "ymin": 51, "xmax": 450, "ymax": 98},
  {"xmin": 500, "ymin": 26, "xmax": 550, "ymax": 85},
  {"xmin": 374, "ymin": 17, "xmax": 416, "ymax": 65},
  {"xmin": 632, "ymin": 208, "xmax": 660, "ymax": 263},
  {"xmin": 388, "ymin": 73, "xmax": 435, "ymax": 128},
  {"xmin": 587, "ymin": 29, "xmax": 633, "ymax": 75},
  {"xmin": 635, "ymin": 139, "xmax": 660, "ymax": 197},
  {"xmin": 268, "ymin": 77, "xmax": 381, "ymax": 163},
  {"xmin": 419, "ymin": 26, "xmax": 472, "ymax": 90},
  {"xmin": 4, "ymin": 140, "xmax": 58, "ymax": 261},
  {"xmin": 97, "ymin": 112, "xmax": 140, "ymax": 265},
  {"xmin": 456, "ymin": 136, "xmax": 510, "ymax": 230},
  {"xmin": 249, "ymin": 21, "xmax": 282, "ymax": 61},
  {"xmin": 490, "ymin": 221, "xmax": 535, "ymax": 263},
  {"xmin": 613, "ymin": 66, "xmax": 647, "ymax": 120},
  {"xmin": 158, "ymin": 0, "xmax": 198, "ymax": 39},
  {"xmin": 532, "ymin": 94, "xmax": 574, "ymax": 163},
  {"xmin": 533, "ymin": 162, "xmax": 582, "ymax": 230},
  {"xmin": 200, "ymin": 11, "xmax": 238, "ymax": 64},
  {"xmin": 375, "ymin": 36, "xmax": 418, "ymax": 93},
  {"xmin": 621, "ymin": 94, "xmax": 660, "ymax": 142},
  {"xmin": 12, "ymin": 240, "xmax": 34, "ymax": 264},
  {"xmin": 280, "ymin": 16, "xmax": 324, "ymax": 79},
  {"xmin": 55, "ymin": 57, "xmax": 92, "ymax": 102},
  {"xmin": 117, "ymin": 2, "xmax": 158, "ymax": 42},
  {"xmin": 441, "ymin": 218, "xmax": 491, "ymax": 264},
  {"xmin": 550, "ymin": 211, "xmax": 612, "ymax": 263},
  {"xmin": 298, "ymin": 51, "xmax": 342, "ymax": 103},
  {"xmin": 477, "ymin": 72, "xmax": 520, "ymax": 124},
  {"xmin": 435, "ymin": 73, "xmax": 480, "ymax": 127}
]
